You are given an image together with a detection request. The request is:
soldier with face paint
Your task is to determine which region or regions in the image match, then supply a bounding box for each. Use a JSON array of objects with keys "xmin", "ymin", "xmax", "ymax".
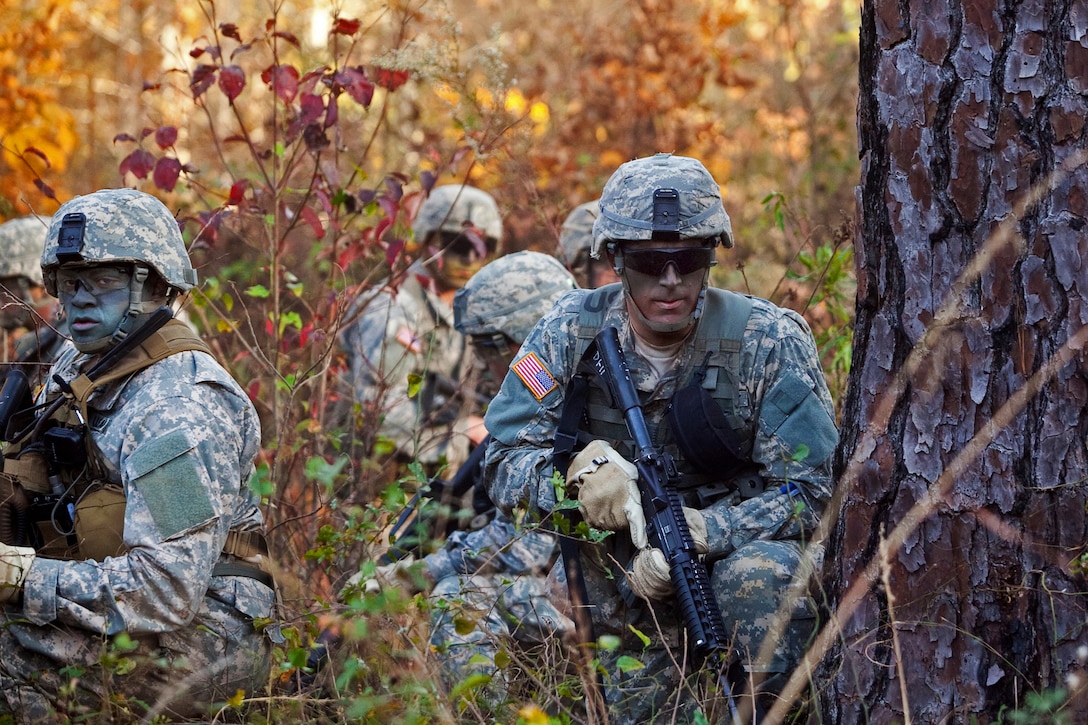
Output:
[
  {"xmin": 0, "ymin": 216, "xmax": 66, "ymax": 384},
  {"xmin": 340, "ymin": 184, "xmax": 501, "ymax": 474},
  {"xmin": 483, "ymin": 154, "xmax": 839, "ymax": 722},
  {"xmin": 0, "ymin": 189, "xmax": 277, "ymax": 722}
]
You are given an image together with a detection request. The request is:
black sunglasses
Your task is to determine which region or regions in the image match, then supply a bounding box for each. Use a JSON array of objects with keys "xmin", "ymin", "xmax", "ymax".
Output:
[
  {"xmin": 622, "ymin": 247, "xmax": 714, "ymax": 277},
  {"xmin": 440, "ymin": 231, "xmax": 497, "ymax": 259}
]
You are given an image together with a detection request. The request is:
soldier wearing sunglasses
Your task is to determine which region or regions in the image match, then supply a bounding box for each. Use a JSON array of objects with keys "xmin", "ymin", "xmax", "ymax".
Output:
[
  {"xmin": 482, "ymin": 154, "xmax": 839, "ymax": 722},
  {"xmin": 339, "ymin": 184, "xmax": 501, "ymax": 477}
]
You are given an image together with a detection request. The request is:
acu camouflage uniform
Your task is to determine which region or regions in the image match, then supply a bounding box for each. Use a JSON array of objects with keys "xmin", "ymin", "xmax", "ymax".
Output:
[
  {"xmin": 0, "ymin": 190, "xmax": 277, "ymax": 722},
  {"xmin": 483, "ymin": 155, "xmax": 838, "ymax": 722},
  {"xmin": 340, "ymin": 185, "xmax": 502, "ymax": 471},
  {"xmin": 0, "ymin": 216, "xmax": 67, "ymax": 383},
  {"xmin": 424, "ymin": 251, "xmax": 577, "ymax": 703},
  {"xmin": 341, "ymin": 268, "xmax": 472, "ymax": 468}
]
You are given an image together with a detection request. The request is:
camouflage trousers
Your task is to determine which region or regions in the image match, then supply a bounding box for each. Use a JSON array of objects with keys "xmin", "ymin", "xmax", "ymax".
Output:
[
  {"xmin": 0, "ymin": 594, "xmax": 273, "ymax": 723},
  {"xmin": 428, "ymin": 571, "xmax": 575, "ymax": 705},
  {"xmin": 589, "ymin": 539, "xmax": 820, "ymax": 724}
]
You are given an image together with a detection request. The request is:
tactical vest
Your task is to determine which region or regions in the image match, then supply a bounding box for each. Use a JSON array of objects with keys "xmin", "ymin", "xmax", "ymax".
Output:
[
  {"xmin": 571, "ymin": 285, "xmax": 757, "ymax": 501},
  {"xmin": 0, "ymin": 320, "xmax": 270, "ymax": 574}
]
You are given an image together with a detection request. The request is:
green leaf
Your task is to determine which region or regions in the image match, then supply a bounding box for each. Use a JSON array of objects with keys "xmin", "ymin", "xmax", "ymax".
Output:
[
  {"xmin": 407, "ymin": 373, "xmax": 422, "ymax": 398},
  {"xmin": 615, "ymin": 655, "xmax": 645, "ymax": 673},
  {"xmin": 246, "ymin": 284, "xmax": 270, "ymax": 298},
  {"xmin": 628, "ymin": 624, "xmax": 651, "ymax": 647}
]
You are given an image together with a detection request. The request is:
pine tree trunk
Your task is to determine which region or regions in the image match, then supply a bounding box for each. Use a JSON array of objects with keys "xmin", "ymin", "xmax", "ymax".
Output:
[{"xmin": 817, "ymin": 0, "xmax": 1088, "ymax": 722}]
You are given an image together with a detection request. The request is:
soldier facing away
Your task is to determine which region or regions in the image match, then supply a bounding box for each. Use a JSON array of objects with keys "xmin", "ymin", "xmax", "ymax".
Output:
[
  {"xmin": 483, "ymin": 154, "xmax": 839, "ymax": 722},
  {"xmin": 0, "ymin": 189, "xmax": 278, "ymax": 721}
]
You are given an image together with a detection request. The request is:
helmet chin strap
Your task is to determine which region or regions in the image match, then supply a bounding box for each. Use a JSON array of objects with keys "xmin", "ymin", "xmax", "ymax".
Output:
[{"xmin": 72, "ymin": 265, "xmax": 162, "ymax": 354}]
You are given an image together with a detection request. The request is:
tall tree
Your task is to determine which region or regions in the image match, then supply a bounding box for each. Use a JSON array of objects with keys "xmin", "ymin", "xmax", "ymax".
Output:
[{"xmin": 806, "ymin": 0, "xmax": 1088, "ymax": 723}]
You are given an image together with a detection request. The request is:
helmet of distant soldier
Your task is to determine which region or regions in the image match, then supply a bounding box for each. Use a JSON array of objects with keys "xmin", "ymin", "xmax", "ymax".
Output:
[
  {"xmin": 591, "ymin": 153, "xmax": 733, "ymax": 259},
  {"xmin": 42, "ymin": 189, "xmax": 197, "ymax": 352},
  {"xmin": 0, "ymin": 216, "xmax": 49, "ymax": 287},
  {"xmin": 412, "ymin": 184, "xmax": 503, "ymax": 246},
  {"xmin": 558, "ymin": 200, "xmax": 601, "ymax": 266},
  {"xmin": 453, "ymin": 251, "xmax": 576, "ymax": 344}
]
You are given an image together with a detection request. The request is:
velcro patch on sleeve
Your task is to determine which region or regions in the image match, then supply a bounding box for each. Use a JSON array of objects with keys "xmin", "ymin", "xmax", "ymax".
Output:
[
  {"xmin": 127, "ymin": 429, "xmax": 216, "ymax": 540},
  {"xmin": 511, "ymin": 352, "xmax": 558, "ymax": 401}
]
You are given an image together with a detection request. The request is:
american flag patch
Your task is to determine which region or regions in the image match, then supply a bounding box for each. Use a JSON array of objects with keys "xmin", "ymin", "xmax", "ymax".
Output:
[{"xmin": 511, "ymin": 352, "xmax": 558, "ymax": 401}]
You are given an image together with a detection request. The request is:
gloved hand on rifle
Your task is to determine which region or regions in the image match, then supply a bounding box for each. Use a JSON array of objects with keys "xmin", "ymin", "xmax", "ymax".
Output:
[
  {"xmin": 344, "ymin": 555, "xmax": 433, "ymax": 596},
  {"xmin": 0, "ymin": 541, "xmax": 35, "ymax": 605},
  {"xmin": 626, "ymin": 507, "xmax": 709, "ymax": 601},
  {"xmin": 567, "ymin": 440, "xmax": 648, "ymax": 549}
]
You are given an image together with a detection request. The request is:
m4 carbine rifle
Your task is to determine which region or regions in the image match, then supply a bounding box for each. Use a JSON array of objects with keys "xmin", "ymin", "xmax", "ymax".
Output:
[{"xmin": 587, "ymin": 326, "xmax": 733, "ymax": 666}]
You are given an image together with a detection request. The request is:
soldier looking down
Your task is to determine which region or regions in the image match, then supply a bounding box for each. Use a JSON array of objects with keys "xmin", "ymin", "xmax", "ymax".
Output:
[
  {"xmin": 353, "ymin": 251, "xmax": 577, "ymax": 710},
  {"xmin": 483, "ymin": 154, "xmax": 839, "ymax": 722},
  {"xmin": 340, "ymin": 184, "xmax": 501, "ymax": 476}
]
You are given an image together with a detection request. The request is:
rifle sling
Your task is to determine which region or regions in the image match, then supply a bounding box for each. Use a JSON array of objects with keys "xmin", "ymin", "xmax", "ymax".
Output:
[{"xmin": 552, "ymin": 367, "xmax": 596, "ymax": 648}]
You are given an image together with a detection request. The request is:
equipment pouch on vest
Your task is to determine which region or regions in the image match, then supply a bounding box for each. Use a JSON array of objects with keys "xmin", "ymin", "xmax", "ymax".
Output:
[
  {"xmin": 666, "ymin": 352, "xmax": 746, "ymax": 475},
  {"xmin": 74, "ymin": 484, "xmax": 126, "ymax": 561}
]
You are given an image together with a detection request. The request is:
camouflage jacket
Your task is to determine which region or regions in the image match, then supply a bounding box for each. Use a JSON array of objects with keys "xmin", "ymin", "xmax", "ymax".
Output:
[
  {"xmin": 423, "ymin": 511, "xmax": 557, "ymax": 584},
  {"xmin": 341, "ymin": 264, "xmax": 471, "ymax": 465},
  {"xmin": 20, "ymin": 345, "xmax": 273, "ymax": 635},
  {"xmin": 483, "ymin": 285, "xmax": 838, "ymax": 563}
]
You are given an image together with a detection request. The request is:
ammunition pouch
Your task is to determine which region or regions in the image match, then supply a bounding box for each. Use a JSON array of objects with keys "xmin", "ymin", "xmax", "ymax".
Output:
[
  {"xmin": 74, "ymin": 484, "xmax": 126, "ymax": 561},
  {"xmin": 667, "ymin": 355, "xmax": 748, "ymax": 476}
]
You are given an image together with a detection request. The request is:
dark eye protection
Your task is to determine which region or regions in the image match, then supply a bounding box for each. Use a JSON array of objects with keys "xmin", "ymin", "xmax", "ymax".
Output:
[{"xmin": 622, "ymin": 247, "xmax": 714, "ymax": 277}]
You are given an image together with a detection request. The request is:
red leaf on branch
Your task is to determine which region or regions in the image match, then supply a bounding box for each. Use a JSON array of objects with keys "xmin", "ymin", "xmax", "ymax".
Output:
[
  {"xmin": 113, "ymin": 132, "xmax": 139, "ymax": 144},
  {"xmin": 299, "ymin": 93, "xmax": 324, "ymax": 125},
  {"xmin": 383, "ymin": 233, "xmax": 405, "ymax": 268},
  {"xmin": 373, "ymin": 67, "xmax": 410, "ymax": 91},
  {"xmin": 219, "ymin": 23, "xmax": 242, "ymax": 42},
  {"xmin": 261, "ymin": 64, "xmax": 299, "ymax": 103},
  {"xmin": 154, "ymin": 126, "xmax": 178, "ymax": 148},
  {"xmin": 272, "ymin": 31, "xmax": 300, "ymax": 48},
  {"xmin": 332, "ymin": 17, "xmax": 361, "ymax": 35},
  {"xmin": 324, "ymin": 93, "xmax": 339, "ymax": 127},
  {"xmin": 298, "ymin": 205, "xmax": 326, "ymax": 238},
  {"xmin": 218, "ymin": 65, "xmax": 246, "ymax": 102},
  {"xmin": 228, "ymin": 180, "xmax": 248, "ymax": 206},
  {"xmin": 334, "ymin": 67, "xmax": 374, "ymax": 107},
  {"xmin": 33, "ymin": 179, "xmax": 57, "ymax": 200},
  {"xmin": 119, "ymin": 149, "xmax": 155, "ymax": 179},
  {"xmin": 191, "ymin": 64, "xmax": 217, "ymax": 98},
  {"xmin": 24, "ymin": 147, "xmax": 50, "ymax": 166},
  {"xmin": 153, "ymin": 157, "xmax": 183, "ymax": 192}
]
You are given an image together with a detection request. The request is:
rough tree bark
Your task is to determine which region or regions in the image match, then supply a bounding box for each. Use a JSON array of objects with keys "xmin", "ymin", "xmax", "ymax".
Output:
[{"xmin": 816, "ymin": 0, "xmax": 1088, "ymax": 722}]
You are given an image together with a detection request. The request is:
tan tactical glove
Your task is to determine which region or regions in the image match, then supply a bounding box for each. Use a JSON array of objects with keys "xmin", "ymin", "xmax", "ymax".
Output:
[
  {"xmin": 626, "ymin": 507, "xmax": 709, "ymax": 602},
  {"xmin": 567, "ymin": 440, "xmax": 648, "ymax": 549},
  {"xmin": 345, "ymin": 555, "xmax": 432, "ymax": 596},
  {"xmin": 0, "ymin": 542, "xmax": 35, "ymax": 605}
]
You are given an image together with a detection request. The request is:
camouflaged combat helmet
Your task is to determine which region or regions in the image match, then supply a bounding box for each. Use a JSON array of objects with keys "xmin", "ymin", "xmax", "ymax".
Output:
[
  {"xmin": 591, "ymin": 153, "xmax": 733, "ymax": 259},
  {"xmin": 43, "ymin": 189, "xmax": 197, "ymax": 352},
  {"xmin": 413, "ymin": 184, "xmax": 502, "ymax": 246},
  {"xmin": 0, "ymin": 216, "xmax": 49, "ymax": 287},
  {"xmin": 453, "ymin": 251, "xmax": 576, "ymax": 344},
  {"xmin": 558, "ymin": 200, "xmax": 600, "ymax": 266}
]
